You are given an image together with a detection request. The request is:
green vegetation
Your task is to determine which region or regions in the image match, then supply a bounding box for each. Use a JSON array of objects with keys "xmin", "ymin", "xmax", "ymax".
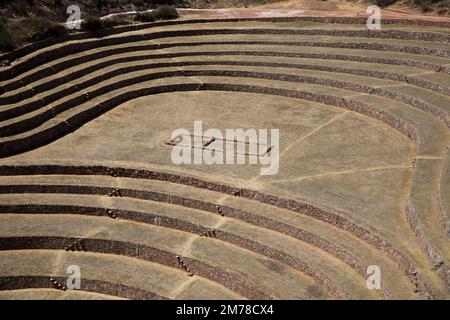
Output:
[
  {"xmin": 135, "ymin": 11, "xmax": 157, "ymax": 22},
  {"xmin": 81, "ymin": 6, "xmax": 178, "ymax": 32},
  {"xmin": 374, "ymin": 0, "xmax": 398, "ymax": 7},
  {"xmin": 0, "ymin": 1, "xmax": 180, "ymax": 51},
  {"xmin": 102, "ymin": 14, "xmax": 134, "ymax": 27},
  {"xmin": 0, "ymin": 0, "xmax": 448, "ymax": 53},
  {"xmin": 0, "ymin": 16, "xmax": 67, "ymax": 52},
  {"xmin": 135, "ymin": 6, "xmax": 179, "ymax": 22},
  {"xmin": 0, "ymin": 19, "xmax": 15, "ymax": 52},
  {"xmin": 81, "ymin": 16, "xmax": 104, "ymax": 31},
  {"xmin": 22, "ymin": 16, "xmax": 67, "ymax": 41},
  {"xmin": 412, "ymin": 0, "xmax": 448, "ymax": 13},
  {"xmin": 81, "ymin": 14, "xmax": 135, "ymax": 31},
  {"xmin": 152, "ymin": 5, "xmax": 179, "ymax": 20},
  {"xmin": 373, "ymin": 0, "xmax": 448, "ymax": 13}
]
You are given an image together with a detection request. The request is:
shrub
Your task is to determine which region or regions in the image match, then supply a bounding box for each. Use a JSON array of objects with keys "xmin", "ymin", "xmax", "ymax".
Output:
[
  {"xmin": 82, "ymin": 16, "xmax": 104, "ymax": 31},
  {"xmin": 413, "ymin": 0, "xmax": 445, "ymax": 4},
  {"xmin": 152, "ymin": 5, "xmax": 178, "ymax": 20},
  {"xmin": 18, "ymin": 17, "xmax": 67, "ymax": 43},
  {"xmin": 0, "ymin": 19, "xmax": 15, "ymax": 52},
  {"xmin": 9, "ymin": 1, "xmax": 29, "ymax": 16},
  {"xmin": 413, "ymin": 0, "xmax": 434, "ymax": 12},
  {"xmin": 135, "ymin": 6, "xmax": 179, "ymax": 23},
  {"xmin": 135, "ymin": 11, "xmax": 156, "ymax": 22},
  {"xmin": 83, "ymin": 14, "xmax": 135, "ymax": 32},
  {"xmin": 32, "ymin": 22, "xmax": 67, "ymax": 41},
  {"xmin": 0, "ymin": 16, "xmax": 68, "ymax": 52},
  {"xmin": 102, "ymin": 15, "xmax": 132, "ymax": 27},
  {"xmin": 375, "ymin": 0, "xmax": 398, "ymax": 7},
  {"xmin": 131, "ymin": 0, "xmax": 145, "ymax": 7},
  {"xmin": 420, "ymin": 4, "xmax": 433, "ymax": 12}
]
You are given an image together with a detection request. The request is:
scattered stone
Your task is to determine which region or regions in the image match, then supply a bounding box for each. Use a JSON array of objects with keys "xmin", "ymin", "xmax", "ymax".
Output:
[
  {"xmin": 50, "ymin": 278, "xmax": 65, "ymax": 291},
  {"xmin": 175, "ymin": 256, "xmax": 193, "ymax": 274},
  {"xmin": 431, "ymin": 261, "xmax": 444, "ymax": 271},
  {"xmin": 107, "ymin": 168, "xmax": 118, "ymax": 177},
  {"xmin": 154, "ymin": 216, "xmax": 162, "ymax": 226},
  {"xmin": 232, "ymin": 189, "xmax": 243, "ymax": 196},
  {"xmin": 63, "ymin": 120, "xmax": 73, "ymax": 132},
  {"xmin": 108, "ymin": 188, "xmax": 121, "ymax": 197},
  {"xmin": 200, "ymin": 229, "xmax": 217, "ymax": 237},
  {"xmin": 216, "ymin": 205, "xmax": 224, "ymax": 216},
  {"xmin": 65, "ymin": 239, "xmax": 85, "ymax": 252},
  {"xmin": 105, "ymin": 208, "xmax": 119, "ymax": 219}
]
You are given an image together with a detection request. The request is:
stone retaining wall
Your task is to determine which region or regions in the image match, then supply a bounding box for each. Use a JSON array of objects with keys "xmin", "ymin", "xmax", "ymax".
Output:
[
  {"xmin": 406, "ymin": 200, "xmax": 450, "ymax": 289},
  {"xmin": 0, "ymin": 201, "xmax": 350, "ymax": 299},
  {"xmin": 0, "ymin": 236, "xmax": 269, "ymax": 299},
  {"xmin": 0, "ymin": 82, "xmax": 418, "ymax": 158},
  {"xmin": 0, "ymin": 276, "xmax": 167, "ymax": 300},
  {"xmin": 1, "ymin": 16, "xmax": 449, "ymax": 64},
  {"xmin": 0, "ymin": 165, "xmax": 434, "ymax": 298},
  {"xmin": 0, "ymin": 184, "xmax": 370, "ymax": 298},
  {"xmin": 1, "ymin": 55, "xmax": 448, "ymax": 109},
  {"xmin": 1, "ymin": 27, "xmax": 448, "ymax": 83}
]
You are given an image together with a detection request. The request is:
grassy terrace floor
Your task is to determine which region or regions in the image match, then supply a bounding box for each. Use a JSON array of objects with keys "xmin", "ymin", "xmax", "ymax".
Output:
[{"xmin": 0, "ymin": 17, "xmax": 449, "ymax": 300}]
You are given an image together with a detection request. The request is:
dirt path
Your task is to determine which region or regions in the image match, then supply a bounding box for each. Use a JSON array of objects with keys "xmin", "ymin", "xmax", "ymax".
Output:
[
  {"xmin": 88, "ymin": 0, "xmax": 450, "ymax": 25},
  {"xmin": 179, "ymin": 7, "xmax": 450, "ymax": 23}
]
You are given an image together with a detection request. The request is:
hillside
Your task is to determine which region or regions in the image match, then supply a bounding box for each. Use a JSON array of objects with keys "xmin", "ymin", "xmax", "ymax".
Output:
[
  {"xmin": 0, "ymin": 0, "xmax": 449, "ymax": 52},
  {"xmin": 0, "ymin": 0, "xmax": 449, "ymax": 302}
]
